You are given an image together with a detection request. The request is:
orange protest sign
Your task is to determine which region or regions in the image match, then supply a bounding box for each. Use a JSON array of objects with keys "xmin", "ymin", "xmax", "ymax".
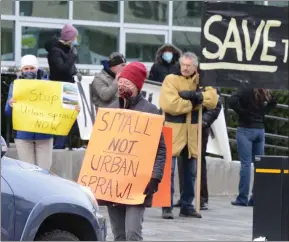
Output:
[
  {"xmin": 78, "ymin": 108, "xmax": 165, "ymax": 205},
  {"xmin": 152, "ymin": 126, "xmax": 172, "ymax": 207}
]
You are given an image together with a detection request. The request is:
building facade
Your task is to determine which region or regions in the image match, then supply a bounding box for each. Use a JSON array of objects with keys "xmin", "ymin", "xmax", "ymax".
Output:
[{"xmin": 1, "ymin": 1, "xmax": 288, "ymax": 72}]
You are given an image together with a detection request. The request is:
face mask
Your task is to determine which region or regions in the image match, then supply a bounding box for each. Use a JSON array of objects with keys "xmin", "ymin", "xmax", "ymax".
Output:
[
  {"xmin": 72, "ymin": 39, "xmax": 78, "ymax": 47},
  {"xmin": 118, "ymin": 85, "xmax": 133, "ymax": 99},
  {"xmin": 22, "ymin": 71, "xmax": 37, "ymax": 79},
  {"xmin": 162, "ymin": 52, "xmax": 173, "ymax": 63}
]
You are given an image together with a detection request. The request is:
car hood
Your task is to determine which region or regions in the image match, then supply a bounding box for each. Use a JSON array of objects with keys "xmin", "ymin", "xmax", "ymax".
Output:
[{"xmin": 1, "ymin": 157, "xmax": 89, "ymax": 204}]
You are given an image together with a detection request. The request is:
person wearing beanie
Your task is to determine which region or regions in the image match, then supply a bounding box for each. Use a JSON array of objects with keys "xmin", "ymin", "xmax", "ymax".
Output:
[
  {"xmin": 45, "ymin": 24, "xmax": 80, "ymax": 149},
  {"xmin": 91, "ymin": 52, "xmax": 126, "ymax": 111},
  {"xmin": 98, "ymin": 62, "xmax": 166, "ymax": 241},
  {"xmin": 4, "ymin": 55, "xmax": 54, "ymax": 170}
]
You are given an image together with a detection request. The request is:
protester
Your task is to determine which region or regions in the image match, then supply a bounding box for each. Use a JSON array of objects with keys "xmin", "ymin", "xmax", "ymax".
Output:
[
  {"xmin": 91, "ymin": 52, "xmax": 126, "ymax": 111},
  {"xmin": 99, "ymin": 62, "xmax": 166, "ymax": 241},
  {"xmin": 229, "ymin": 87, "xmax": 277, "ymax": 207},
  {"xmin": 159, "ymin": 52, "xmax": 218, "ymax": 219},
  {"xmin": 148, "ymin": 44, "xmax": 182, "ymax": 83},
  {"xmin": 45, "ymin": 24, "xmax": 79, "ymax": 149},
  {"xmin": 4, "ymin": 55, "xmax": 53, "ymax": 170},
  {"xmin": 174, "ymin": 91, "xmax": 222, "ymax": 210}
]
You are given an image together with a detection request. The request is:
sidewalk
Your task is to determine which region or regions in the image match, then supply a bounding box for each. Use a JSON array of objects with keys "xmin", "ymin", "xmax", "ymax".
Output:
[{"xmin": 101, "ymin": 196, "xmax": 253, "ymax": 241}]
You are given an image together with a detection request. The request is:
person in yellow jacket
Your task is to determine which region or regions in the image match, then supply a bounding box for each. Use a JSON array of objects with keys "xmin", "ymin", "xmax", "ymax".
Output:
[{"xmin": 159, "ymin": 52, "xmax": 218, "ymax": 219}]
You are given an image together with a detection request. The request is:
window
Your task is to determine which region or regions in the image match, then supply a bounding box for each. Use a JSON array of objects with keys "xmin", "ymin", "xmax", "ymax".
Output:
[
  {"xmin": 0, "ymin": 0, "xmax": 14, "ymax": 15},
  {"xmin": 74, "ymin": 26, "xmax": 119, "ymax": 65},
  {"xmin": 124, "ymin": 1, "xmax": 169, "ymax": 25},
  {"xmin": 172, "ymin": 31, "xmax": 201, "ymax": 57},
  {"xmin": 21, "ymin": 27, "xmax": 61, "ymax": 58},
  {"xmin": 73, "ymin": 1, "xmax": 119, "ymax": 22},
  {"xmin": 267, "ymin": 1, "xmax": 289, "ymax": 6},
  {"xmin": 173, "ymin": 1, "xmax": 202, "ymax": 27},
  {"xmin": 1, "ymin": 21, "xmax": 15, "ymax": 61},
  {"xmin": 125, "ymin": 33, "xmax": 165, "ymax": 62},
  {"xmin": 19, "ymin": 1, "xmax": 69, "ymax": 19}
]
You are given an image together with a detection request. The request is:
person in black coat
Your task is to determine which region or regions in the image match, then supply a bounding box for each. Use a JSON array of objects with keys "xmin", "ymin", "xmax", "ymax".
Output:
[
  {"xmin": 45, "ymin": 24, "xmax": 79, "ymax": 83},
  {"xmin": 45, "ymin": 24, "xmax": 79, "ymax": 149},
  {"xmin": 148, "ymin": 44, "xmax": 182, "ymax": 83},
  {"xmin": 174, "ymin": 89, "xmax": 222, "ymax": 211},
  {"xmin": 229, "ymin": 87, "xmax": 277, "ymax": 207}
]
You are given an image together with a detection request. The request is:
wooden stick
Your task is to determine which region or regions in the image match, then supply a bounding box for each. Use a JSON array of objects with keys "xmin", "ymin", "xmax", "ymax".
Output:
[{"xmin": 195, "ymin": 105, "xmax": 203, "ymax": 213}]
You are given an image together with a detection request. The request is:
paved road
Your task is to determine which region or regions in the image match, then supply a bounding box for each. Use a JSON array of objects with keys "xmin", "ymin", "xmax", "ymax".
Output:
[{"xmin": 100, "ymin": 196, "xmax": 253, "ymax": 241}]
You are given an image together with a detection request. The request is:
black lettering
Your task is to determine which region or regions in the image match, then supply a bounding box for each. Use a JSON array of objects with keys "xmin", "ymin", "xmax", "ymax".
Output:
[
  {"xmin": 29, "ymin": 89, "xmax": 38, "ymax": 101},
  {"xmin": 91, "ymin": 155, "xmax": 102, "ymax": 171},
  {"xmin": 109, "ymin": 112, "xmax": 125, "ymax": 132},
  {"xmin": 134, "ymin": 116, "xmax": 142, "ymax": 134},
  {"xmin": 126, "ymin": 183, "xmax": 134, "ymax": 200},
  {"xmin": 127, "ymin": 140, "xmax": 138, "ymax": 154},
  {"xmin": 127, "ymin": 160, "xmax": 140, "ymax": 177},
  {"xmin": 100, "ymin": 155, "xmax": 112, "ymax": 172},
  {"xmin": 79, "ymin": 175, "xmax": 88, "ymax": 186},
  {"xmin": 95, "ymin": 177, "xmax": 106, "ymax": 195},
  {"xmin": 51, "ymin": 122, "xmax": 61, "ymax": 131},
  {"xmin": 107, "ymin": 137, "xmax": 121, "ymax": 152},
  {"xmin": 104, "ymin": 179, "xmax": 113, "ymax": 198},
  {"xmin": 35, "ymin": 120, "xmax": 42, "ymax": 128},
  {"xmin": 144, "ymin": 118, "xmax": 151, "ymax": 136},
  {"xmin": 88, "ymin": 176, "xmax": 98, "ymax": 187},
  {"xmin": 116, "ymin": 181, "xmax": 132, "ymax": 199},
  {"xmin": 109, "ymin": 157, "xmax": 122, "ymax": 173},
  {"xmin": 117, "ymin": 158, "xmax": 127, "ymax": 176},
  {"xmin": 97, "ymin": 111, "xmax": 109, "ymax": 131},
  {"xmin": 42, "ymin": 121, "xmax": 49, "ymax": 129},
  {"xmin": 121, "ymin": 115, "xmax": 132, "ymax": 134},
  {"xmin": 118, "ymin": 139, "xmax": 128, "ymax": 153}
]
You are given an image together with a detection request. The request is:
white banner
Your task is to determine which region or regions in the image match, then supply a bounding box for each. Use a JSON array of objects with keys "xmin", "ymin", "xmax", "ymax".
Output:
[{"xmin": 75, "ymin": 76, "xmax": 232, "ymax": 161}]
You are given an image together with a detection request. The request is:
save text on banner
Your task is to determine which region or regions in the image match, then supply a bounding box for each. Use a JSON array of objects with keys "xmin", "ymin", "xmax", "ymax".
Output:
[
  {"xmin": 12, "ymin": 79, "xmax": 80, "ymax": 136},
  {"xmin": 78, "ymin": 108, "xmax": 165, "ymax": 205}
]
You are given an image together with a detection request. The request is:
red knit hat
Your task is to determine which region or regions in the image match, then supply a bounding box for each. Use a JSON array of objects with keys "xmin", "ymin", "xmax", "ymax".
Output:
[{"xmin": 118, "ymin": 62, "xmax": 147, "ymax": 91}]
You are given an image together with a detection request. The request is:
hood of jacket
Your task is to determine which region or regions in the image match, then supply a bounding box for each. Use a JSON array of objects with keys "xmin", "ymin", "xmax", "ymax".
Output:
[
  {"xmin": 44, "ymin": 36, "xmax": 59, "ymax": 53},
  {"xmin": 155, "ymin": 43, "xmax": 182, "ymax": 64}
]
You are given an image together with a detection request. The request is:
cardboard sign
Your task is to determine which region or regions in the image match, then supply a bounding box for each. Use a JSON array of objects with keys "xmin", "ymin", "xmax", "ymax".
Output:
[
  {"xmin": 12, "ymin": 79, "xmax": 80, "ymax": 135},
  {"xmin": 78, "ymin": 108, "xmax": 165, "ymax": 205},
  {"xmin": 200, "ymin": 2, "xmax": 289, "ymax": 90},
  {"xmin": 152, "ymin": 126, "xmax": 172, "ymax": 207}
]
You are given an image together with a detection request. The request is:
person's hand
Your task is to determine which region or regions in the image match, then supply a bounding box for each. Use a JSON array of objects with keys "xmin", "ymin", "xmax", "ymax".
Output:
[
  {"xmin": 179, "ymin": 90, "xmax": 203, "ymax": 105},
  {"xmin": 8, "ymin": 98, "xmax": 16, "ymax": 107},
  {"xmin": 75, "ymin": 105, "xmax": 81, "ymax": 112},
  {"xmin": 143, "ymin": 178, "xmax": 160, "ymax": 196}
]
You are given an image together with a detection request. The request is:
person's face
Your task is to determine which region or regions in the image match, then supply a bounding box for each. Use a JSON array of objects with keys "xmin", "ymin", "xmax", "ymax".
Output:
[
  {"xmin": 111, "ymin": 63, "xmax": 126, "ymax": 74},
  {"xmin": 118, "ymin": 77, "xmax": 138, "ymax": 98},
  {"xmin": 22, "ymin": 65, "xmax": 37, "ymax": 73},
  {"xmin": 180, "ymin": 57, "xmax": 197, "ymax": 77}
]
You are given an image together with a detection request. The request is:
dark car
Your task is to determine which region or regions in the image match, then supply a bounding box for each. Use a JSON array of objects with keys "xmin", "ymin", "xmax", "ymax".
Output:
[{"xmin": 1, "ymin": 139, "xmax": 107, "ymax": 241}]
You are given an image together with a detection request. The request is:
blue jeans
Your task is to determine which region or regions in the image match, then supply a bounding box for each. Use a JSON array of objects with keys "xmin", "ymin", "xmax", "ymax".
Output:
[
  {"xmin": 171, "ymin": 155, "xmax": 197, "ymax": 210},
  {"xmin": 236, "ymin": 127, "xmax": 265, "ymax": 204}
]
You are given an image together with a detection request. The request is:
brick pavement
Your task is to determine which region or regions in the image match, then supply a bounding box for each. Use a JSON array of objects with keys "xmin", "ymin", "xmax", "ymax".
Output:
[{"xmin": 100, "ymin": 196, "xmax": 253, "ymax": 241}]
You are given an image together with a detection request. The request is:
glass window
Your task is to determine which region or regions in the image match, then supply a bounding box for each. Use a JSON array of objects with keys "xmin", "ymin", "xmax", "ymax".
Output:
[
  {"xmin": 172, "ymin": 31, "xmax": 201, "ymax": 57},
  {"xmin": 19, "ymin": 1, "xmax": 69, "ymax": 19},
  {"xmin": 21, "ymin": 27, "xmax": 61, "ymax": 58},
  {"xmin": 0, "ymin": 0, "xmax": 14, "ymax": 15},
  {"xmin": 267, "ymin": 1, "xmax": 288, "ymax": 6},
  {"xmin": 126, "ymin": 33, "xmax": 165, "ymax": 62},
  {"xmin": 173, "ymin": 1, "xmax": 202, "ymax": 27},
  {"xmin": 1, "ymin": 21, "xmax": 15, "ymax": 61},
  {"xmin": 73, "ymin": 1, "xmax": 119, "ymax": 22},
  {"xmin": 74, "ymin": 26, "xmax": 119, "ymax": 65},
  {"xmin": 124, "ymin": 1, "xmax": 169, "ymax": 25}
]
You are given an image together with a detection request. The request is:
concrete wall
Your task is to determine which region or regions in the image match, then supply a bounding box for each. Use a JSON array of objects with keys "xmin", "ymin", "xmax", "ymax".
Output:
[{"xmin": 6, "ymin": 148, "xmax": 254, "ymax": 196}]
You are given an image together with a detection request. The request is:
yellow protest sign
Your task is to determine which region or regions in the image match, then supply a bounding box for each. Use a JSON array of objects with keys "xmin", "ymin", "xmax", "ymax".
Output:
[
  {"xmin": 12, "ymin": 79, "xmax": 79, "ymax": 135},
  {"xmin": 78, "ymin": 108, "xmax": 165, "ymax": 205}
]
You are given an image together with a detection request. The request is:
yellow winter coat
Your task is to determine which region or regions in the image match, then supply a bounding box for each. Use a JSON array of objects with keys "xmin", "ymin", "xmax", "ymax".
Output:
[{"xmin": 159, "ymin": 74, "xmax": 218, "ymax": 159}]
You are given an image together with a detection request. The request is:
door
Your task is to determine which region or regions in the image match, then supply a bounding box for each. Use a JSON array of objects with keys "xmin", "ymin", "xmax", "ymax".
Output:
[
  {"xmin": 18, "ymin": 22, "xmax": 63, "ymax": 65},
  {"xmin": 123, "ymin": 29, "xmax": 169, "ymax": 64},
  {"xmin": 1, "ymin": 176, "xmax": 15, "ymax": 241}
]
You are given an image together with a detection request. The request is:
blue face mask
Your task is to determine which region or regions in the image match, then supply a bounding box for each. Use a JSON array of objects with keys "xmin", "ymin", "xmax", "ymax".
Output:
[
  {"xmin": 72, "ymin": 39, "xmax": 78, "ymax": 47},
  {"xmin": 162, "ymin": 52, "xmax": 173, "ymax": 63},
  {"xmin": 22, "ymin": 71, "xmax": 37, "ymax": 79}
]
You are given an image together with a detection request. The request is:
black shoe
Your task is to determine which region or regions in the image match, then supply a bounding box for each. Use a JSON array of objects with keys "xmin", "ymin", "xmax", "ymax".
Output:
[
  {"xmin": 231, "ymin": 200, "xmax": 248, "ymax": 207},
  {"xmin": 201, "ymin": 203, "xmax": 208, "ymax": 210},
  {"xmin": 174, "ymin": 200, "xmax": 181, "ymax": 208},
  {"xmin": 162, "ymin": 207, "xmax": 174, "ymax": 219},
  {"xmin": 179, "ymin": 208, "xmax": 202, "ymax": 218},
  {"xmin": 248, "ymin": 199, "xmax": 254, "ymax": 207}
]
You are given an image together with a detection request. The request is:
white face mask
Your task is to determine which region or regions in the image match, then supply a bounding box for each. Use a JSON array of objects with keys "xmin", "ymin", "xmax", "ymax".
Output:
[{"xmin": 162, "ymin": 51, "xmax": 173, "ymax": 63}]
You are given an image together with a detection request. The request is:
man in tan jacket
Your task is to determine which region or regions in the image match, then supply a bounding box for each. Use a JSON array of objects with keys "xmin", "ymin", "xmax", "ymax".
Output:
[{"xmin": 159, "ymin": 52, "xmax": 218, "ymax": 219}]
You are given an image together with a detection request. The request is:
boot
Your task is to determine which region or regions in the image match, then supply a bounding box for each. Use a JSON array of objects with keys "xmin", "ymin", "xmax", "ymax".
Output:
[
  {"xmin": 174, "ymin": 199, "xmax": 181, "ymax": 208},
  {"xmin": 162, "ymin": 207, "xmax": 174, "ymax": 219},
  {"xmin": 179, "ymin": 207, "xmax": 202, "ymax": 218}
]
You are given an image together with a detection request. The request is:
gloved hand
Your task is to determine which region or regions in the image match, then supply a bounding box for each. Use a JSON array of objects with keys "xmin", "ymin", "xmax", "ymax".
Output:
[
  {"xmin": 179, "ymin": 90, "xmax": 203, "ymax": 106},
  {"xmin": 143, "ymin": 178, "xmax": 160, "ymax": 195}
]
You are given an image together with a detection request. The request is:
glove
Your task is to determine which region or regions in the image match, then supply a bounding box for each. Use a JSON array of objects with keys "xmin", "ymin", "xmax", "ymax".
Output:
[
  {"xmin": 143, "ymin": 178, "xmax": 160, "ymax": 195},
  {"xmin": 179, "ymin": 90, "xmax": 203, "ymax": 106}
]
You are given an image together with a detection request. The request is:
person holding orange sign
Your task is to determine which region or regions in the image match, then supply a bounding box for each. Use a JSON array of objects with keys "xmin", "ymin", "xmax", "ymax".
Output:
[{"xmin": 100, "ymin": 62, "xmax": 166, "ymax": 241}]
